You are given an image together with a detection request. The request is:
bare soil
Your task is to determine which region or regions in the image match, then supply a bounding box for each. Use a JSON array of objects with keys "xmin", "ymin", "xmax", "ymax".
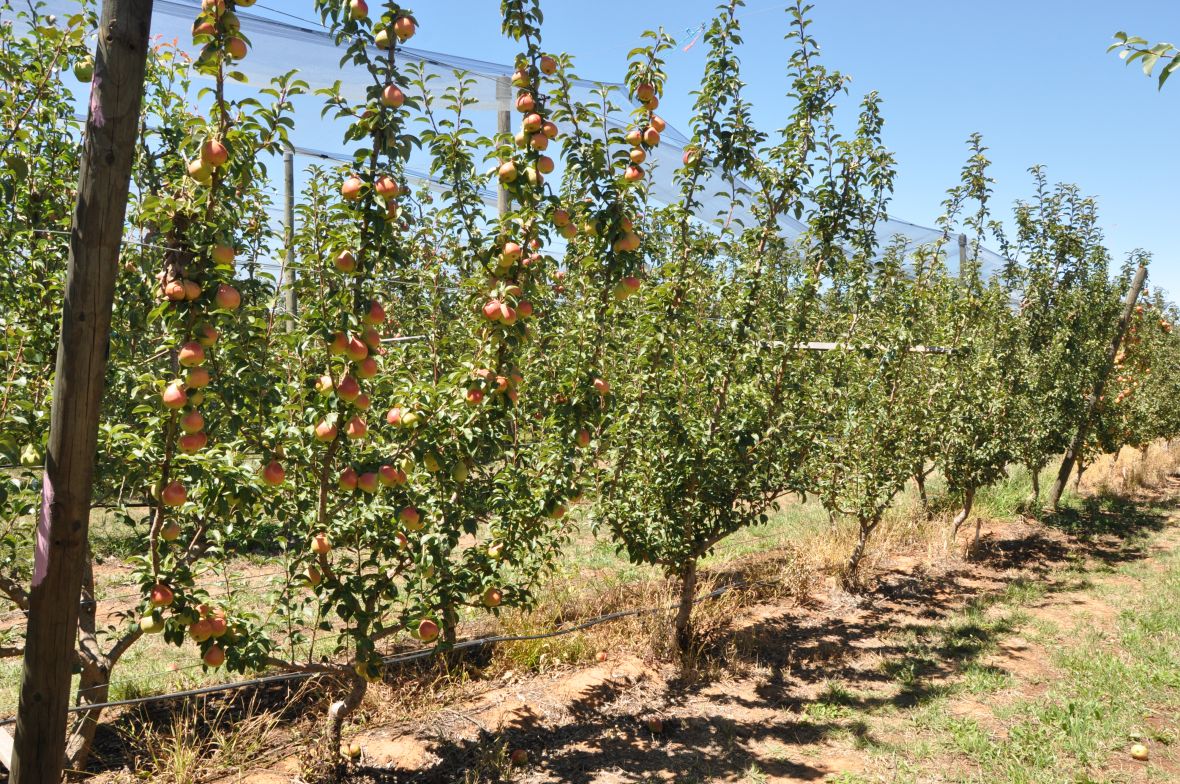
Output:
[{"xmin": 156, "ymin": 481, "xmax": 1180, "ymax": 784}]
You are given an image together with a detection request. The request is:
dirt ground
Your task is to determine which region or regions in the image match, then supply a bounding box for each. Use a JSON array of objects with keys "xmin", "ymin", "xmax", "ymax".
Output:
[{"xmin": 161, "ymin": 480, "xmax": 1179, "ymax": 784}]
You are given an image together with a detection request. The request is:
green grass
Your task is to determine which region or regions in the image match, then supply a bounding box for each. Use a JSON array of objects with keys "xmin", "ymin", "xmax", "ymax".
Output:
[{"xmin": 890, "ymin": 541, "xmax": 1180, "ymax": 782}]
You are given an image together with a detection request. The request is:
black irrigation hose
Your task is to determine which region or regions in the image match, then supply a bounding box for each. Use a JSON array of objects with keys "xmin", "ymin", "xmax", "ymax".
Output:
[{"xmin": 0, "ymin": 581, "xmax": 742, "ymax": 726}]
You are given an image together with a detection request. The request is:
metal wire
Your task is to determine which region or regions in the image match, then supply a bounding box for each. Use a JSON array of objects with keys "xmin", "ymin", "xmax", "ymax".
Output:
[{"xmin": 0, "ymin": 578, "xmax": 743, "ymax": 725}]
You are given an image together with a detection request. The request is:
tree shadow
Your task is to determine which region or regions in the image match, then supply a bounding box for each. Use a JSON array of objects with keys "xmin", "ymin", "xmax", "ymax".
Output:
[{"xmin": 341, "ymin": 494, "xmax": 1175, "ymax": 782}]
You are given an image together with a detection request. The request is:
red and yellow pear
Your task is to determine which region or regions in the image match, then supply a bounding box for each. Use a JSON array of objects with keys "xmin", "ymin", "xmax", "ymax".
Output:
[
  {"xmin": 345, "ymin": 416, "xmax": 367, "ymax": 440},
  {"xmin": 200, "ymin": 138, "xmax": 229, "ymax": 168},
  {"xmin": 417, "ymin": 619, "xmax": 439, "ymax": 643},
  {"xmin": 363, "ymin": 300, "xmax": 386, "ymax": 325},
  {"xmin": 311, "ymin": 532, "xmax": 332, "ymax": 554},
  {"xmin": 161, "ymin": 481, "xmax": 187, "ymax": 507},
  {"xmin": 215, "ymin": 284, "xmax": 240, "ymax": 310},
  {"xmin": 150, "ymin": 583, "xmax": 175, "ymax": 608},
  {"xmin": 341, "ymin": 176, "xmax": 364, "ymax": 201},
  {"xmin": 178, "ymin": 341, "xmax": 205, "ymax": 368},
  {"xmin": 203, "ymin": 644, "xmax": 226, "ymax": 668},
  {"xmin": 178, "ymin": 432, "xmax": 208, "ymax": 454},
  {"xmin": 162, "ymin": 382, "xmax": 188, "ymax": 410},
  {"xmin": 400, "ymin": 506, "xmax": 423, "ymax": 531},
  {"xmin": 314, "ymin": 419, "xmax": 338, "ymax": 442},
  {"xmin": 179, "ymin": 409, "xmax": 204, "ymax": 435},
  {"xmin": 261, "ymin": 460, "xmax": 285, "ymax": 487},
  {"xmin": 393, "ymin": 15, "xmax": 415, "ymax": 40},
  {"xmin": 378, "ymin": 464, "xmax": 406, "ymax": 487},
  {"xmin": 336, "ymin": 375, "xmax": 361, "ymax": 403}
]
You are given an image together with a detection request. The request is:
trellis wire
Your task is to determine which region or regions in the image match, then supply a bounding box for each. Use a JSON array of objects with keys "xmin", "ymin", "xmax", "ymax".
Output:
[{"xmin": 0, "ymin": 578, "xmax": 747, "ymax": 726}]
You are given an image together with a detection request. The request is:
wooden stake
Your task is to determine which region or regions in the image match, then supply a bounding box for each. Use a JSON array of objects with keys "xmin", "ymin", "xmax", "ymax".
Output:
[
  {"xmin": 10, "ymin": 2, "xmax": 154, "ymax": 781},
  {"xmin": 283, "ymin": 150, "xmax": 297, "ymax": 328},
  {"xmin": 1047, "ymin": 263, "xmax": 1149, "ymax": 510},
  {"xmin": 496, "ymin": 75, "xmax": 511, "ymax": 217}
]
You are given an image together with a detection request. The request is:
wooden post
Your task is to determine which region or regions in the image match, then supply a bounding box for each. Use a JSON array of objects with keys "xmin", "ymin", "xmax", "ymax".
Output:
[
  {"xmin": 1047, "ymin": 263, "xmax": 1149, "ymax": 510},
  {"xmin": 495, "ymin": 75, "xmax": 511, "ymax": 217},
  {"xmin": 282, "ymin": 150, "xmax": 296, "ymax": 329},
  {"xmin": 9, "ymin": 1, "xmax": 154, "ymax": 781},
  {"xmin": 958, "ymin": 233, "xmax": 968, "ymax": 278}
]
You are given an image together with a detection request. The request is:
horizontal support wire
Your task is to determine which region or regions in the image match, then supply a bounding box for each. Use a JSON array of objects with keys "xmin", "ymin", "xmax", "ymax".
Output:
[
  {"xmin": 2, "ymin": 518, "xmax": 806, "ymax": 705},
  {"xmin": 0, "ymin": 572, "xmax": 770, "ymax": 725}
]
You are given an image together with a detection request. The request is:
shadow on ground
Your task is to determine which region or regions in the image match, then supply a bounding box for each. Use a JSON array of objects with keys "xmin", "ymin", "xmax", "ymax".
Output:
[{"xmin": 327, "ymin": 490, "xmax": 1176, "ymax": 783}]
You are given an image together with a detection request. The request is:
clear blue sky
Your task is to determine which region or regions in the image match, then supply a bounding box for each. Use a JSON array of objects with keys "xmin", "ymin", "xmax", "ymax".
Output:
[{"xmin": 247, "ymin": 1, "xmax": 1178, "ymax": 296}]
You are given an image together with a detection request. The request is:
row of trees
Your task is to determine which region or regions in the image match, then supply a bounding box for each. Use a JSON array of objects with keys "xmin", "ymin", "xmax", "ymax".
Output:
[{"xmin": 1, "ymin": 0, "xmax": 1177, "ymax": 772}]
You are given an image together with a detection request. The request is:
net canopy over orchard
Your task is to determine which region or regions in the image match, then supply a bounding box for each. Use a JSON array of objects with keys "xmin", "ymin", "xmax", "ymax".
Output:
[{"xmin": 41, "ymin": 0, "xmax": 1008, "ymax": 279}]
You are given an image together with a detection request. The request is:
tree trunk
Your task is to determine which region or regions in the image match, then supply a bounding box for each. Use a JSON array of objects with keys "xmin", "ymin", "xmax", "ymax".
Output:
[
  {"xmin": 63, "ymin": 664, "xmax": 110, "ymax": 776},
  {"xmin": 843, "ymin": 515, "xmax": 879, "ymax": 590},
  {"xmin": 441, "ymin": 604, "xmax": 458, "ymax": 647},
  {"xmin": 950, "ymin": 487, "xmax": 976, "ymax": 539},
  {"xmin": 1027, "ymin": 465, "xmax": 1041, "ymax": 507},
  {"xmin": 673, "ymin": 559, "xmax": 697, "ymax": 653},
  {"xmin": 913, "ymin": 471, "xmax": 930, "ymax": 519},
  {"xmin": 10, "ymin": 5, "xmax": 154, "ymax": 780},
  {"xmin": 64, "ymin": 552, "xmax": 107, "ymax": 776},
  {"xmin": 1073, "ymin": 458, "xmax": 1086, "ymax": 491},
  {"xmin": 326, "ymin": 676, "xmax": 367, "ymax": 761}
]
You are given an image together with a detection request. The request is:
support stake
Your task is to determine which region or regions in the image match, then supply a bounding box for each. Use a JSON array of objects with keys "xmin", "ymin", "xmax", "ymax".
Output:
[
  {"xmin": 1047, "ymin": 263, "xmax": 1149, "ymax": 510},
  {"xmin": 10, "ymin": 2, "xmax": 155, "ymax": 781}
]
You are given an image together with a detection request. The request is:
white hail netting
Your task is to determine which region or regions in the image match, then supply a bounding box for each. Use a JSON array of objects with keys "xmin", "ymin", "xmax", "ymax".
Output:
[{"xmin": 41, "ymin": 0, "xmax": 1005, "ymax": 275}]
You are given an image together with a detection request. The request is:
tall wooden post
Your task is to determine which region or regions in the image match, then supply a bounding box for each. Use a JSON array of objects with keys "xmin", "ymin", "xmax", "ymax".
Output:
[
  {"xmin": 496, "ymin": 75, "xmax": 511, "ymax": 217},
  {"xmin": 958, "ymin": 233, "xmax": 969, "ymax": 278},
  {"xmin": 1047, "ymin": 263, "xmax": 1149, "ymax": 510},
  {"xmin": 283, "ymin": 150, "xmax": 297, "ymax": 328},
  {"xmin": 9, "ymin": 1, "xmax": 155, "ymax": 781}
]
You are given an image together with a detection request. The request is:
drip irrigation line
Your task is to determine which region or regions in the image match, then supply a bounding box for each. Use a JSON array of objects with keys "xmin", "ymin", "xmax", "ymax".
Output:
[{"xmin": 0, "ymin": 577, "xmax": 745, "ymax": 726}]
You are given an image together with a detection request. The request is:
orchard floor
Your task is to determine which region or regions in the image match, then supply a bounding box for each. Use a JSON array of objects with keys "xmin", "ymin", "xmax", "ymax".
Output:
[{"xmin": 75, "ymin": 473, "xmax": 1180, "ymax": 784}]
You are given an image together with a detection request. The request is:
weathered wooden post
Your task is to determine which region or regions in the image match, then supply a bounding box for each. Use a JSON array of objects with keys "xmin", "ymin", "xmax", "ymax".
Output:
[
  {"xmin": 1047, "ymin": 263, "xmax": 1149, "ymax": 510},
  {"xmin": 496, "ymin": 74, "xmax": 511, "ymax": 217},
  {"xmin": 10, "ymin": 1, "xmax": 155, "ymax": 780},
  {"xmin": 283, "ymin": 149, "xmax": 297, "ymax": 328}
]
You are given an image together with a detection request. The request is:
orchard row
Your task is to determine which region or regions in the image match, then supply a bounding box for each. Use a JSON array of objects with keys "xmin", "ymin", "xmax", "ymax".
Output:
[{"xmin": 1, "ymin": 0, "xmax": 1177, "ymax": 768}]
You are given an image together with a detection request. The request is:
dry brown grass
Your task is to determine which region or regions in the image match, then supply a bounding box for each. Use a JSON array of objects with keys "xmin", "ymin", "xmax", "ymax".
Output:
[
  {"xmin": 126, "ymin": 696, "xmax": 282, "ymax": 783},
  {"xmin": 1080, "ymin": 439, "xmax": 1180, "ymax": 497}
]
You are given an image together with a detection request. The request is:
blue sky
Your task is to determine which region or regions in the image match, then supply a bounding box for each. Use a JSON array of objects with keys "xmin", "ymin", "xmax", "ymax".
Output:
[{"xmin": 245, "ymin": 1, "xmax": 1178, "ymax": 295}]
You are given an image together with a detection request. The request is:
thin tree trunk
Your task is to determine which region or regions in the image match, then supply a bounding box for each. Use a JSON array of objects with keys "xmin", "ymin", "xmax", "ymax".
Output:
[
  {"xmin": 441, "ymin": 603, "xmax": 458, "ymax": 647},
  {"xmin": 65, "ymin": 553, "xmax": 140, "ymax": 774},
  {"xmin": 327, "ymin": 676, "xmax": 367, "ymax": 761},
  {"xmin": 63, "ymin": 665, "xmax": 109, "ymax": 776},
  {"xmin": 673, "ymin": 559, "xmax": 698, "ymax": 653},
  {"xmin": 914, "ymin": 471, "xmax": 930, "ymax": 519},
  {"xmin": 950, "ymin": 487, "xmax": 976, "ymax": 539},
  {"xmin": 64, "ymin": 553, "xmax": 105, "ymax": 776},
  {"xmin": 1028, "ymin": 465, "xmax": 1041, "ymax": 507},
  {"xmin": 1048, "ymin": 263, "xmax": 1148, "ymax": 509},
  {"xmin": 1073, "ymin": 458, "xmax": 1086, "ymax": 491},
  {"xmin": 844, "ymin": 515, "xmax": 880, "ymax": 590}
]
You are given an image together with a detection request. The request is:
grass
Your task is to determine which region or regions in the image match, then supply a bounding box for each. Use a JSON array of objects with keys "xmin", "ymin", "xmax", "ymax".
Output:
[{"xmin": 857, "ymin": 522, "xmax": 1180, "ymax": 782}]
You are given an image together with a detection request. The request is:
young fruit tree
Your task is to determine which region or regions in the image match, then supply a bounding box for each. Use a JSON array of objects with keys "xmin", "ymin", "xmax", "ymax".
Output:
[
  {"xmin": 589, "ymin": 0, "xmax": 895, "ymax": 647},
  {"xmin": 994, "ymin": 169, "xmax": 1125, "ymax": 507},
  {"xmin": 930, "ymin": 136, "xmax": 1019, "ymax": 543}
]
